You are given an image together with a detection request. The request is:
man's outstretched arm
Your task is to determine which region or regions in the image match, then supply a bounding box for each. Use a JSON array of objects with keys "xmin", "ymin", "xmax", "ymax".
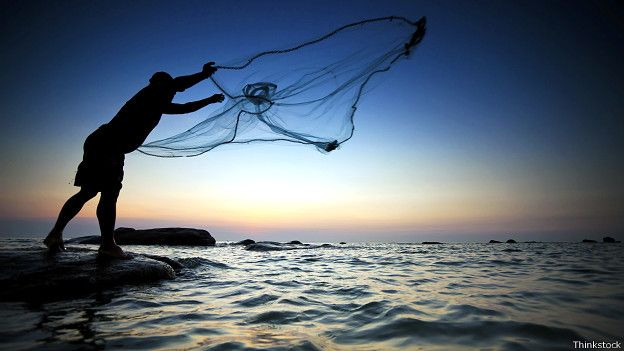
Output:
[
  {"xmin": 172, "ymin": 62, "xmax": 218, "ymax": 92},
  {"xmin": 163, "ymin": 94, "xmax": 225, "ymax": 115}
]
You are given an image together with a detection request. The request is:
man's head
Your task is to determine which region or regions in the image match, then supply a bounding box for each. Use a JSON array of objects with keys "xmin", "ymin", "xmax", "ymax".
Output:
[{"xmin": 149, "ymin": 71, "xmax": 174, "ymax": 86}]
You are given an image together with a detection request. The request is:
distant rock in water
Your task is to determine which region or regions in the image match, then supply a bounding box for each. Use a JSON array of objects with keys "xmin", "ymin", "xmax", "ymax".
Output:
[
  {"xmin": 0, "ymin": 247, "xmax": 176, "ymax": 302},
  {"xmin": 489, "ymin": 240, "xmax": 502, "ymax": 243},
  {"xmin": 287, "ymin": 240, "xmax": 303, "ymax": 245},
  {"xmin": 506, "ymin": 239, "xmax": 517, "ymax": 243},
  {"xmin": 603, "ymin": 236, "xmax": 620, "ymax": 243},
  {"xmin": 339, "ymin": 242, "xmax": 346, "ymax": 245},
  {"xmin": 234, "ymin": 239, "xmax": 256, "ymax": 245},
  {"xmin": 246, "ymin": 241, "xmax": 331, "ymax": 251},
  {"xmin": 422, "ymin": 241, "xmax": 443, "ymax": 244},
  {"xmin": 66, "ymin": 227, "xmax": 215, "ymax": 246},
  {"xmin": 582, "ymin": 239, "xmax": 597, "ymax": 243}
]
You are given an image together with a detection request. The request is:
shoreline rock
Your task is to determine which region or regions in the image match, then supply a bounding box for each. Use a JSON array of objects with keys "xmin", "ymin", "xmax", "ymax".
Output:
[
  {"xmin": 66, "ymin": 227, "xmax": 216, "ymax": 246},
  {"xmin": 0, "ymin": 247, "xmax": 176, "ymax": 302}
]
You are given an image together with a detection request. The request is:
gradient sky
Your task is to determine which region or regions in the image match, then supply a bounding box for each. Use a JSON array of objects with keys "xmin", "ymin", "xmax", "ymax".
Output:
[{"xmin": 1, "ymin": 0, "xmax": 623, "ymax": 242}]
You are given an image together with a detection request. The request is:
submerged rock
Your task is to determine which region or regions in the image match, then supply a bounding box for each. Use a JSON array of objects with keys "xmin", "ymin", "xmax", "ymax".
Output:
[
  {"xmin": 506, "ymin": 239, "xmax": 517, "ymax": 243},
  {"xmin": 66, "ymin": 227, "xmax": 216, "ymax": 246},
  {"xmin": 287, "ymin": 240, "xmax": 303, "ymax": 245},
  {"xmin": 582, "ymin": 239, "xmax": 597, "ymax": 243},
  {"xmin": 0, "ymin": 247, "xmax": 176, "ymax": 302},
  {"xmin": 603, "ymin": 236, "xmax": 620, "ymax": 243},
  {"xmin": 234, "ymin": 239, "xmax": 256, "ymax": 245},
  {"xmin": 489, "ymin": 240, "xmax": 502, "ymax": 243},
  {"xmin": 339, "ymin": 242, "xmax": 346, "ymax": 245},
  {"xmin": 422, "ymin": 241, "xmax": 443, "ymax": 244}
]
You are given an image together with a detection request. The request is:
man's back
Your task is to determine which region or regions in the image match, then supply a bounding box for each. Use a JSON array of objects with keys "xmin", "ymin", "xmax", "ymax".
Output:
[{"xmin": 107, "ymin": 83, "xmax": 176, "ymax": 153}]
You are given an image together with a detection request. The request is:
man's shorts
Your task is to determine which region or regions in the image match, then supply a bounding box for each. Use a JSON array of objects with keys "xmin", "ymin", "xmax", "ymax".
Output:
[{"xmin": 74, "ymin": 124, "xmax": 124, "ymax": 192}]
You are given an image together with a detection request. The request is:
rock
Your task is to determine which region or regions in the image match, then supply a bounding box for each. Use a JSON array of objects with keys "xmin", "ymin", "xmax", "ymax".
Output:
[
  {"xmin": 0, "ymin": 247, "xmax": 176, "ymax": 302},
  {"xmin": 65, "ymin": 235, "xmax": 100, "ymax": 244},
  {"xmin": 66, "ymin": 227, "xmax": 215, "ymax": 246},
  {"xmin": 582, "ymin": 239, "xmax": 597, "ymax": 243},
  {"xmin": 603, "ymin": 236, "xmax": 620, "ymax": 243},
  {"xmin": 506, "ymin": 239, "xmax": 517, "ymax": 243},
  {"xmin": 142, "ymin": 254, "xmax": 185, "ymax": 270},
  {"xmin": 339, "ymin": 242, "xmax": 346, "ymax": 245},
  {"xmin": 234, "ymin": 239, "xmax": 256, "ymax": 245},
  {"xmin": 422, "ymin": 241, "xmax": 443, "ymax": 244},
  {"xmin": 287, "ymin": 240, "xmax": 303, "ymax": 245},
  {"xmin": 245, "ymin": 241, "xmax": 325, "ymax": 251},
  {"xmin": 489, "ymin": 240, "xmax": 502, "ymax": 243},
  {"xmin": 246, "ymin": 242, "xmax": 289, "ymax": 251}
]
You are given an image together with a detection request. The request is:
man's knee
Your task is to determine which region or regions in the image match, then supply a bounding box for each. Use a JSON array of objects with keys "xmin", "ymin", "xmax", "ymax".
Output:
[
  {"xmin": 100, "ymin": 189, "xmax": 120, "ymax": 202},
  {"xmin": 78, "ymin": 187, "xmax": 98, "ymax": 201}
]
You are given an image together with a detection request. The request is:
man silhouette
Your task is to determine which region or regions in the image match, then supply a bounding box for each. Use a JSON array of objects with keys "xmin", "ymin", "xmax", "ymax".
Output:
[{"xmin": 44, "ymin": 62, "xmax": 225, "ymax": 257}]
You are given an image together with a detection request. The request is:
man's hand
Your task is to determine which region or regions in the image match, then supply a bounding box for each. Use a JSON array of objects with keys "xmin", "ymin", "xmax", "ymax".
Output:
[
  {"xmin": 203, "ymin": 62, "xmax": 218, "ymax": 76},
  {"xmin": 209, "ymin": 93, "xmax": 225, "ymax": 103}
]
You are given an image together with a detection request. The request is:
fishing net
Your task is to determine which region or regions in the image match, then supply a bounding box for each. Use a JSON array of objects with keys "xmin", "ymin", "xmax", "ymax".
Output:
[{"xmin": 139, "ymin": 16, "xmax": 426, "ymax": 157}]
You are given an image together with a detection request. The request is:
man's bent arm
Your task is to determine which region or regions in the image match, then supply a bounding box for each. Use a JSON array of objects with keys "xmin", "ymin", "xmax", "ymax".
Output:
[
  {"xmin": 163, "ymin": 94, "xmax": 225, "ymax": 115},
  {"xmin": 172, "ymin": 62, "xmax": 218, "ymax": 92},
  {"xmin": 172, "ymin": 72, "xmax": 209, "ymax": 92}
]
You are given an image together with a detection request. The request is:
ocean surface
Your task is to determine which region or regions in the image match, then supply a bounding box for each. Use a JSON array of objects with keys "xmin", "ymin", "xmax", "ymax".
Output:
[{"xmin": 1, "ymin": 239, "xmax": 623, "ymax": 350}]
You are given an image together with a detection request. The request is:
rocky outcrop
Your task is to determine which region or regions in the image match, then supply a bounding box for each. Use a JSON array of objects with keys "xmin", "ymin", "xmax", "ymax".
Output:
[
  {"xmin": 234, "ymin": 239, "xmax": 256, "ymax": 245},
  {"xmin": 506, "ymin": 239, "xmax": 517, "ymax": 243},
  {"xmin": 603, "ymin": 236, "xmax": 620, "ymax": 243},
  {"xmin": 0, "ymin": 247, "xmax": 176, "ymax": 301},
  {"xmin": 66, "ymin": 227, "xmax": 215, "ymax": 246},
  {"xmin": 582, "ymin": 239, "xmax": 597, "ymax": 243},
  {"xmin": 422, "ymin": 241, "xmax": 443, "ymax": 244},
  {"xmin": 489, "ymin": 240, "xmax": 502, "ymax": 243}
]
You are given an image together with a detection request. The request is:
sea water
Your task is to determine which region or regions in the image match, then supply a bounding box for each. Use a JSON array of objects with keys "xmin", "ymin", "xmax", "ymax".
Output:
[{"xmin": 0, "ymin": 239, "xmax": 622, "ymax": 350}]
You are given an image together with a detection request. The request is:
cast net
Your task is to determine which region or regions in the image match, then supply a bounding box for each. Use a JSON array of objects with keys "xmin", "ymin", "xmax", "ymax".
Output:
[{"xmin": 139, "ymin": 16, "xmax": 426, "ymax": 157}]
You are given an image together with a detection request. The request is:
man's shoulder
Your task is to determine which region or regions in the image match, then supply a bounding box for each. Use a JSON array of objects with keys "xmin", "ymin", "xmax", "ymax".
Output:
[{"xmin": 129, "ymin": 85, "xmax": 175, "ymax": 103}]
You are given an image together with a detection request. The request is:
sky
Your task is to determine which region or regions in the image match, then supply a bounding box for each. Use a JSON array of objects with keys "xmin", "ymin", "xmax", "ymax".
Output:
[{"xmin": 1, "ymin": 0, "xmax": 623, "ymax": 242}]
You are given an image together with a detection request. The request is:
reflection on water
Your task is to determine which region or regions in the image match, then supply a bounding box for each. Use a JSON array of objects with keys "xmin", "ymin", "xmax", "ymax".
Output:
[{"xmin": 1, "ymin": 240, "xmax": 623, "ymax": 350}]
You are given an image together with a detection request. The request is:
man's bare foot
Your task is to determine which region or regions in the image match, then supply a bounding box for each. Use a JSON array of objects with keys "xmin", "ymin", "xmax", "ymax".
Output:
[
  {"xmin": 98, "ymin": 243, "xmax": 131, "ymax": 259},
  {"xmin": 44, "ymin": 232, "xmax": 66, "ymax": 252}
]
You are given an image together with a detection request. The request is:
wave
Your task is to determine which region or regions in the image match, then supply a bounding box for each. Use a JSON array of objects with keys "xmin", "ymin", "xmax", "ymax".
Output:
[
  {"xmin": 234, "ymin": 293, "xmax": 279, "ymax": 307},
  {"xmin": 328, "ymin": 317, "xmax": 582, "ymax": 349}
]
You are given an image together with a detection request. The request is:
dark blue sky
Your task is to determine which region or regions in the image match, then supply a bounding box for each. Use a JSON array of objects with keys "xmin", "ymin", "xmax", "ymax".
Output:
[{"xmin": 1, "ymin": 0, "xmax": 623, "ymax": 241}]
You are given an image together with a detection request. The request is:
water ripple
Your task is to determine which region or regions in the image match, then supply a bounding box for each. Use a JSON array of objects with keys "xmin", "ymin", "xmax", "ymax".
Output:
[{"xmin": 1, "ymin": 240, "xmax": 622, "ymax": 350}]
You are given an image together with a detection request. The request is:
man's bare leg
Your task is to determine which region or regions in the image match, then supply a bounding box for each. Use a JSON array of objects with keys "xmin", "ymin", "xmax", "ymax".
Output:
[
  {"xmin": 96, "ymin": 188, "xmax": 127, "ymax": 258},
  {"xmin": 45, "ymin": 187, "xmax": 98, "ymax": 251}
]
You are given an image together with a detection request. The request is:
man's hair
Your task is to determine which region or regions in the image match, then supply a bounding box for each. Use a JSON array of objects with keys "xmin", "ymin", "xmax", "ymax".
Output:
[{"xmin": 149, "ymin": 71, "xmax": 173, "ymax": 85}]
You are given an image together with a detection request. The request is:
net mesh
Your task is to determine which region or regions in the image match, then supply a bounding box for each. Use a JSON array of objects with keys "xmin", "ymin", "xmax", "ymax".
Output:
[{"xmin": 139, "ymin": 16, "xmax": 426, "ymax": 157}]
